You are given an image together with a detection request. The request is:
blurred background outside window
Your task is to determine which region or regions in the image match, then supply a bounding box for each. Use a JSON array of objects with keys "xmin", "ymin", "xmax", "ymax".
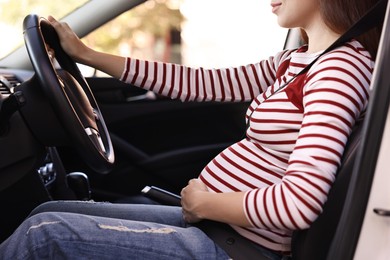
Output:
[{"xmin": 0, "ymin": 0, "xmax": 288, "ymax": 75}]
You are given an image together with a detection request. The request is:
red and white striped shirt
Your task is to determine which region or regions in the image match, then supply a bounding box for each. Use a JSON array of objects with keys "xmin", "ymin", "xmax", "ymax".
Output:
[{"xmin": 120, "ymin": 39, "xmax": 374, "ymax": 252}]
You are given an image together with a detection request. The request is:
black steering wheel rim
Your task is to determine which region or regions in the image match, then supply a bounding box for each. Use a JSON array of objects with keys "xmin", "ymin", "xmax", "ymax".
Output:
[{"xmin": 23, "ymin": 14, "xmax": 114, "ymax": 174}]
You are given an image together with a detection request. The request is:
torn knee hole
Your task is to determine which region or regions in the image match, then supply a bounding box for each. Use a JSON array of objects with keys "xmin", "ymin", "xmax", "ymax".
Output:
[{"xmin": 98, "ymin": 224, "xmax": 177, "ymax": 234}]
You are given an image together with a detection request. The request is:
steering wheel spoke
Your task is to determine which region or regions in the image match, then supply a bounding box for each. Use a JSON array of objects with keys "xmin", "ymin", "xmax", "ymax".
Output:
[{"xmin": 85, "ymin": 127, "xmax": 106, "ymax": 154}]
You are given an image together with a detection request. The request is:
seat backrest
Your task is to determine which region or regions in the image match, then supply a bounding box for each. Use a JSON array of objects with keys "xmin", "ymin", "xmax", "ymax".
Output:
[{"xmin": 291, "ymin": 120, "xmax": 364, "ymax": 260}]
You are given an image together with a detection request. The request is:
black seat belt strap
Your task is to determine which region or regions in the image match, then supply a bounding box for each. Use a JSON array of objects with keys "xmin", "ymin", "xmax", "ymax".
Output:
[{"xmin": 296, "ymin": 0, "xmax": 387, "ymax": 77}]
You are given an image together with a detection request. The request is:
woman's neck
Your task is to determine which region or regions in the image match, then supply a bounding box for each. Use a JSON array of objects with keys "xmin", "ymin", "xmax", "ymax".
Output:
[{"xmin": 305, "ymin": 24, "xmax": 342, "ymax": 53}]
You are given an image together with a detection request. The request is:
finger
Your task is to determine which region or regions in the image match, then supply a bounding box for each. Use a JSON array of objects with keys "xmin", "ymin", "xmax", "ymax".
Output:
[
  {"xmin": 180, "ymin": 186, "xmax": 187, "ymax": 196},
  {"xmin": 47, "ymin": 15, "xmax": 56, "ymax": 22},
  {"xmin": 47, "ymin": 15, "xmax": 62, "ymax": 28},
  {"xmin": 48, "ymin": 16, "xmax": 63, "ymax": 32},
  {"xmin": 188, "ymin": 178, "xmax": 199, "ymax": 185},
  {"xmin": 47, "ymin": 16, "xmax": 70, "ymax": 32}
]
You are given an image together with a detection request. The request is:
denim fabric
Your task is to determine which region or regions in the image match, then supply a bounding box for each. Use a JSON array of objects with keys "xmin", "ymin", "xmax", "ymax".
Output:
[{"xmin": 0, "ymin": 201, "xmax": 287, "ymax": 260}]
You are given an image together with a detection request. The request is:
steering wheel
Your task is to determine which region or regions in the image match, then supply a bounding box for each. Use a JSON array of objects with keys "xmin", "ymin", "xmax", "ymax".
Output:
[{"xmin": 22, "ymin": 14, "xmax": 114, "ymax": 174}]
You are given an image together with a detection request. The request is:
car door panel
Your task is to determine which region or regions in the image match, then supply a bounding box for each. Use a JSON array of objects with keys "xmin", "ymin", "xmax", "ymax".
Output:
[{"xmin": 76, "ymin": 77, "xmax": 249, "ymax": 196}]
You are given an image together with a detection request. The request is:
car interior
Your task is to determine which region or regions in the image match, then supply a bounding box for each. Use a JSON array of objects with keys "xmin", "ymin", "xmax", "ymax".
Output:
[
  {"xmin": 0, "ymin": 0, "xmax": 256, "ymax": 243},
  {"xmin": 0, "ymin": 0, "xmax": 389, "ymax": 259}
]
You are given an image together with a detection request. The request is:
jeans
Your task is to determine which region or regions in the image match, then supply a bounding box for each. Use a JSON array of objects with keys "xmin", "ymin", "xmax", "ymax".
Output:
[{"xmin": 0, "ymin": 201, "xmax": 286, "ymax": 260}]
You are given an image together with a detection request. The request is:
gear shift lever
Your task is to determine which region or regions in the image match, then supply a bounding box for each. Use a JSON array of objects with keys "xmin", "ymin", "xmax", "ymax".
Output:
[{"xmin": 66, "ymin": 172, "xmax": 91, "ymax": 200}]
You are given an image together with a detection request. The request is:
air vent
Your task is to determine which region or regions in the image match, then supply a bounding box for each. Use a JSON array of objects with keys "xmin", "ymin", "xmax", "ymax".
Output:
[
  {"xmin": 0, "ymin": 74, "xmax": 21, "ymax": 96},
  {"xmin": 3, "ymin": 74, "xmax": 21, "ymax": 88}
]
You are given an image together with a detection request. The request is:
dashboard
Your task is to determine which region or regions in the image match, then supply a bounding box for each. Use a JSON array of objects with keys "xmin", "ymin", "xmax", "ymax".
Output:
[{"xmin": 0, "ymin": 69, "xmax": 61, "ymax": 194}]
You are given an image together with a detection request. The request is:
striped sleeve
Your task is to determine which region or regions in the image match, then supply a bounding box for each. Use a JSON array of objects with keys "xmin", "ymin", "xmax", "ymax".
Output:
[{"xmin": 120, "ymin": 50, "xmax": 294, "ymax": 102}]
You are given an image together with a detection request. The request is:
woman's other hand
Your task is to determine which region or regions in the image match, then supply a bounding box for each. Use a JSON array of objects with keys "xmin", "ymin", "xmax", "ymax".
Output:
[{"xmin": 180, "ymin": 178, "xmax": 208, "ymax": 223}]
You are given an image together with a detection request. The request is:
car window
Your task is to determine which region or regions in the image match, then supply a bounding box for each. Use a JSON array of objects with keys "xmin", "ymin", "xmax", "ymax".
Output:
[
  {"xmin": 0, "ymin": 0, "xmax": 90, "ymax": 60},
  {"xmin": 80, "ymin": 0, "xmax": 289, "ymax": 76}
]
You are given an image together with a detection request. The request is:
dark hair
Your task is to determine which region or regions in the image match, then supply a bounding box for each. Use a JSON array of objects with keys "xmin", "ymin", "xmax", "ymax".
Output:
[{"xmin": 320, "ymin": 0, "xmax": 384, "ymax": 59}]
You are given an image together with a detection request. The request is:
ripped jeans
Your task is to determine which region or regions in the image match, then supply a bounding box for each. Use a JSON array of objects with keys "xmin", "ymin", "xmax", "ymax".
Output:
[
  {"xmin": 0, "ymin": 201, "xmax": 286, "ymax": 260},
  {"xmin": 0, "ymin": 201, "xmax": 231, "ymax": 260}
]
